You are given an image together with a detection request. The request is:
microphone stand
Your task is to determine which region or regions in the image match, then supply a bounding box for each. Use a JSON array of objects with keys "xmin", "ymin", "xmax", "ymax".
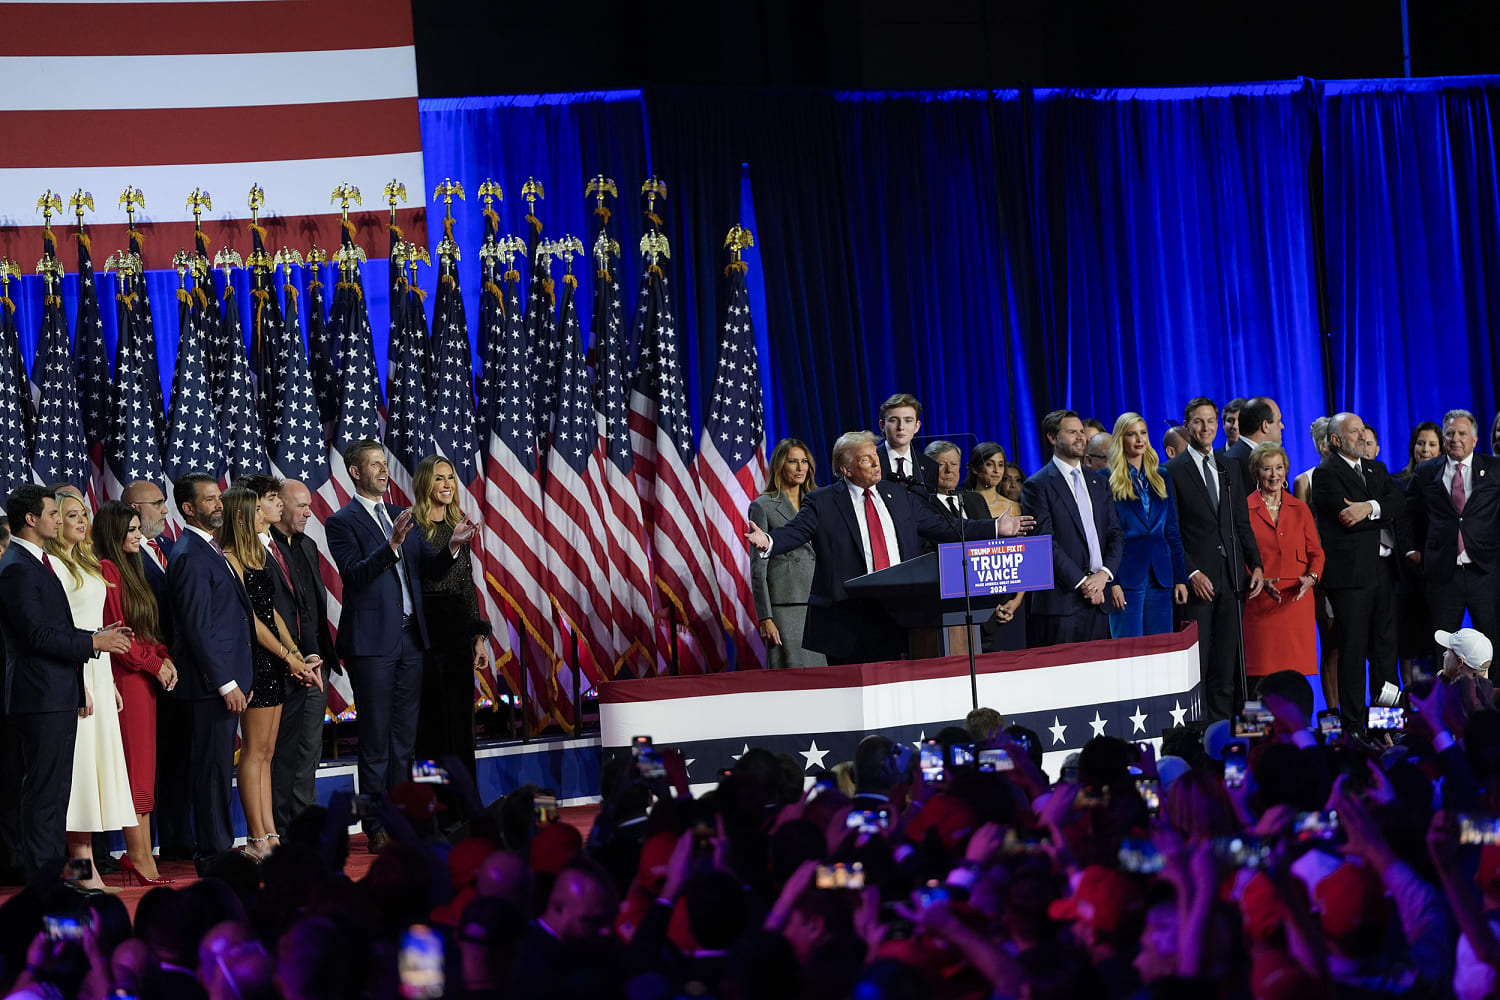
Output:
[{"xmin": 894, "ymin": 472, "xmax": 982, "ymax": 710}]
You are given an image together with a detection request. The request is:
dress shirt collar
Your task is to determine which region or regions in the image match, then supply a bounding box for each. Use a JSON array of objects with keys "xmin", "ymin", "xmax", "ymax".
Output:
[
  {"xmin": 184, "ymin": 525, "xmax": 215, "ymax": 544},
  {"xmin": 1339, "ymin": 452, "xmax": 1363, "ymax": 472},
  {"xmin": 352, "ymin": 492, "xmax": 383, "ymax": 518},
  {"xmin": 886, "ymin": 444, "xmax": 913, "ymax": 464},
  {"xmin": 1450, "ymin": 454, "xmax": 1472, "ymax": 473},
  {"xmin": 1052, "ymin": 454, "xmax": 1082, "ymax": 475}
]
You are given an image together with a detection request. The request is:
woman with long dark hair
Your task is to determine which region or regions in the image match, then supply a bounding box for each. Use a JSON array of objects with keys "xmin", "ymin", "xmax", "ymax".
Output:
[
  {"xmin": 93, "ymin": 501, "xmax": 178, "ymax": 885},
  {"xmin": 412, "ymin": 454, "xmax": 489, "ymax": 780}
]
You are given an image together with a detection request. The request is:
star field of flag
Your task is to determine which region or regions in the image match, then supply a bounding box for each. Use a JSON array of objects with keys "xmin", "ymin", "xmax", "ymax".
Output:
[
  {"xmin": 104, "ymin": 272, "xmax": 165, "ymax": 490},
  {"xmin": 0, "ymin": 294, "xmax": 31, "ymax": 488},
  {"xmin": 217, "ymin": 283, "xmax": 267, "ymax": 483},
  {"xmin": 267, "ymin": 276, "xmax": 328, "ymax": 488},
  {"xmin": 430, "ymin": 252, "xmax": 480, "ymax": 481},
  {"xmin": 30, "ymin": 260, "xmax": 88, "ymax": 492},
  {"xmin": 165, "ymin": 272, "xmax": 223, "ymax": 482}
]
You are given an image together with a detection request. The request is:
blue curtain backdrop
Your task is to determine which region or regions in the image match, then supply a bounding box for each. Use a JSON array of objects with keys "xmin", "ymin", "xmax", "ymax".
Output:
[{"xmin": 9, "ymin": 77, "xmax": 1500, "ymax": 487}]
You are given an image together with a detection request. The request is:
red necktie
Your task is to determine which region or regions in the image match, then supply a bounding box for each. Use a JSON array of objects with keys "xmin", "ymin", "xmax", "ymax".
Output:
[
  {"xmin": 1453, "ymin": 461, "xmax": 1468, "ymax": 557},
  {"xmin": 865, "ymin": 489, "xmax": 893, "ymax": 571},
  {"xmin": 147, "ymin": 539, "xmax": 167, "ymax": 570},
  {"xmin": 268, "ymin": 540, "xmax": 301, "ymax": 633},
  {"xmin": 41, "ymin": 552, "xmax": 55, "ymax": 575},
  {"xmin": 896, "ymin": 457, "xmax": 906, "ymax": 478}
]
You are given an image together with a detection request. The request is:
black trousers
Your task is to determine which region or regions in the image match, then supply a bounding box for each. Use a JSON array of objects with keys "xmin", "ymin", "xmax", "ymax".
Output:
[
  {"xmin": 272, "ymin": 662, "xmax": 329, "ymax": 832},
  {"xmin": 155, "ymin": 692, "xmax": 195, "ymax": 851},
  {"xmin": 1177, "ymin": 585, "xmax": 1246, "ymax": 723},
  {"xmin": 1028, "ymin": 608, "xmax": 1109, "ymax": 648},
  {"xmin": 1426, "ymin": 564, "xmax": 1500, "ymax": 661},
  {"xmin": 1328, "ymin": 575, "xmax": 1398, "ymax": 730},
  {"xmin": 14, "ymin": 710, "xmax": 78, "ymax": 879}
]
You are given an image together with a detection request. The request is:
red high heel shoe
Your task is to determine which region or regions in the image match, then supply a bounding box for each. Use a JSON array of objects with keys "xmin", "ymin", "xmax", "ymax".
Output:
[{"xmin": 119, "ymin": 854, "xmax": 176, "ymax": 886}]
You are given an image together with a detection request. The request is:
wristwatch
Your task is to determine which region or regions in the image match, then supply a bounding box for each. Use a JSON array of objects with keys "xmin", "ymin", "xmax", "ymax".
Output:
[{"xmin": 1306, "ymin": 572, "xmax": 1319, "ymax": 583}]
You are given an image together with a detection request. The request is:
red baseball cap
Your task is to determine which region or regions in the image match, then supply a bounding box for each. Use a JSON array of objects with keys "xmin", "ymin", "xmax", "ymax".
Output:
[
  {"xmin": 905, "ymin": 794, "xmax": 977, "ymax": 851},
  {"xmin": 387, "ymin": 781, "xmax": 445, "ymax": 820},
  {"xmin": 529, "ymin": 822, "xmax": 582, "ymax": 874},
  {"xmin": 1046, "ymin": 865, "xmax": 1145, "ymax": 934},
  {"xmin": 1239, "ymin": 872, "xmax": 1285, "ymax": 943},
  {"xmin": 1312, "ymin": 862, "xmax": 1386, "ymax": 939}
]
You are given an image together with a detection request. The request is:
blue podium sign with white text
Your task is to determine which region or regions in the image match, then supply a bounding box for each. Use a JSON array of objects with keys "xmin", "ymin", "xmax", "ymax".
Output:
[{"xmin": 938, "ymin": 536, "xmax": 1054, "ymax": 599}]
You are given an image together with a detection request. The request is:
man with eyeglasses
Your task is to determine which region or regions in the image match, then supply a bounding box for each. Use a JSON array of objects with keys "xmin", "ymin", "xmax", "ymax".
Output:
[{"xmin": 123, "ymin": 480, "xmax": 174, "ymax": 606}]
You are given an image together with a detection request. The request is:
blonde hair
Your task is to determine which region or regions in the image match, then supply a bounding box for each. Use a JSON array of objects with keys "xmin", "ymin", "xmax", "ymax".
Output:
[
  {"xmin": 412, "ymin": 454, "xmax": 463, "ymax": 541},
  {"xmin": 44, "ymin": 493, "xmax": 102, "ymax": 587},
  {"xmin": 831, "ymin": 430, "xmax": 879, "ymax": 475},
  {"xmin": 1106, "ymin": 413, "xmax": 1167, "ymax": 502},
  {"xmin": 216, "ymin": 488, "xmax": 266, "ymax": 572},
  {"xmin": 1248, "ymin": 442, "xmax": 1290, "ymax": 481}
]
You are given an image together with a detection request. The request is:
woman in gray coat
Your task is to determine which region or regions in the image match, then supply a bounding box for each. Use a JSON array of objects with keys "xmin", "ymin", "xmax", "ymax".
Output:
[{"xmin": 749, "ymin": 438, "xmax": 827, "ymax": 668}]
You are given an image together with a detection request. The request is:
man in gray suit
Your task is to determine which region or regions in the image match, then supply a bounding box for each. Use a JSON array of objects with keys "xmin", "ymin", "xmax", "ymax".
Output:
[{"xmin": 749, "ymin": 439, "xmax": 826, "ymax": 668}]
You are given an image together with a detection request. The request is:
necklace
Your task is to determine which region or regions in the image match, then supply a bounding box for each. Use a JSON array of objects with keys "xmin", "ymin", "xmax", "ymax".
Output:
[{"xmin": 1261, "ymin": 491, "xmax": 1282, "ymax": 510}]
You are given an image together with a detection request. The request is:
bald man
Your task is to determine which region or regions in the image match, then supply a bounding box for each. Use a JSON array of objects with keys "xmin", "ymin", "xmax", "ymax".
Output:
[
  {"xmin": 122, "ymin": 479, "xmax": 174, "ymax": 602},
  {"xmin": 270, "ymin": 480, "xmax": 340, "ymax": 832}
]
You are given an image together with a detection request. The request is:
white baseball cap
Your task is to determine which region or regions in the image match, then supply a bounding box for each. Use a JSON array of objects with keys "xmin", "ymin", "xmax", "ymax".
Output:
[{"xmin": 1436, "ymin": 629, "xmax": 1494, "ymax": 673}]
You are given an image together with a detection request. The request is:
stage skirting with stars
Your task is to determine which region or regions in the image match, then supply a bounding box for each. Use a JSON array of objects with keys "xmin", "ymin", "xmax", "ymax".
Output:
[{"xmin": 599, "ymin": 625, "xmax": 1203, "ymax": 786}]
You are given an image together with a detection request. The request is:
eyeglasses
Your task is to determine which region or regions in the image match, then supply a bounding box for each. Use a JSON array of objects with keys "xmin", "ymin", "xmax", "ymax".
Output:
[{"xmin": 135, "ymin": 499, "xmax": 168, "ymax": 509}]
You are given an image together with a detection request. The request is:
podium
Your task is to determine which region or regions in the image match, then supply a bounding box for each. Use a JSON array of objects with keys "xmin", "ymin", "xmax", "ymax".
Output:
[{"xmin": 844, "ymin": 552, "xmax": 1000, "ymax": 657}]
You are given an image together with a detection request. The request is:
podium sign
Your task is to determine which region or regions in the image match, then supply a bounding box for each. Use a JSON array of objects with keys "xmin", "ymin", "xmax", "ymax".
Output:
[{"xmin": 938, "ymin": 536, "xmax": 1054, "ymax": 599}]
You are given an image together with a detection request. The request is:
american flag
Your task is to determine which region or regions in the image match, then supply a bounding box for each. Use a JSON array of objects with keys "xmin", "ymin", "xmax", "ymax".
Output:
[
  {"xmin": 429, "ymin": 225, "xmax": 503, "ymax": 708},
  {"xmin": 0, "ymin": 271, "xmax": 31, "ymax": 489},
  {"xmin": 126, "ymin": 226, "xmax": 168, "ymax": 453},
  {"xmin": 590, "ymin": 230, "xmax": 655, "ymax": 677},
  {"xmin": 30, "ymin": 232, "xmax": 88, "ymax": 493},
  {"xmin": 216, "ymin": 272, "xmax": 267, "ymax": 483},
  {"xmin": 0, "ymin": 0, "xmax": 426, "ymax": 265},
  {"xmin": 247, "ymin": 223, "xmax": 283, "ymax": 436},
  {"xmin": 304, "ymin": 257, "xmax": 341, "ymax": 438},
  {"xmin": 478, "ymin": 225, "xmax": 557, "ymax": 733},
  {"xmin": 164, "ymin": 264, "xmax": 223, "ymax": 482},
  {"xmin": 266, "ymin": 261, "xmax": 328, "ymax": 490},
  {"xmin": 308, "ymin": 227, "xmax": 385, "ymax": 722},
  {"xmin": 3, "ymin": 263, "xmax": 35, "ymax": 455},
  {"xmin": 541, "ymin": 259, "xmax": 612, "ymax": 727},
  {"xmin": 628, "ymin": 244, "xmax": 727, "ymax": 673},
  {"xmin": 103, "ymin": 260, "xmax": 165, "ymax": 498},
  {"xmin": 525, "ymin": 231, "xmax": 559, "ymax": 468},
  {"xmin": 71, "ymin": 228, "xmax": 109, "ymax": 503},
  {"xmin": 382, "ymin": 253, "xmax": 429, "ymax": 504},
  {"xmin": 194, "ymin": 229, "xmax": 229, "ymax": 420},
  {"xmin": 693, "ymin": 250, "xmax": 768, "ymax": 670}
]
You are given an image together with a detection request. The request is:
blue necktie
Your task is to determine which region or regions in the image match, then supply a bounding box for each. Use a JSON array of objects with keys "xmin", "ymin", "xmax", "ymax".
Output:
[{"xmin": 374, "ymin": 503, "xmax": 414, "ymax": 616}]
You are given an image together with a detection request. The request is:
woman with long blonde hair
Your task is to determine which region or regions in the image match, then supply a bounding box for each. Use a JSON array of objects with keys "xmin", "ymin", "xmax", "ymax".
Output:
[
  {"xmin": 217, "ymin": 487, "xmax": 320, "ymax": 859},
  {"xmin": 1104, "ymin": 413, "xmax": 1189, "ymax": 637},
  {"xmin": 45, "ymin": 491, "xmax": 137, "ymax": 890}
]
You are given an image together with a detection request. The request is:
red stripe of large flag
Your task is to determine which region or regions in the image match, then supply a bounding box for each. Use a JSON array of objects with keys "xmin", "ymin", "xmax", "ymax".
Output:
[
  {"xmin": 627, "ymin": 248, "xmax": 727, "ymax": 673},
  {"xmin": 476, "ymin": 224, "xmax": 556, "ymax": 734},
  {"xmin": 590, "ymin": 230, "xmax": 654, "ymax": 678},
  {"xmin": 541, "ymin": 265, "xmax": 612, "ymax": 726},
  {"xmin": 694, "ymin": 256, "xmax": 768, "ymax": 670},
  {"xmin": 0, "ymin": 0, "xmax": 427, "ymax": 263}
]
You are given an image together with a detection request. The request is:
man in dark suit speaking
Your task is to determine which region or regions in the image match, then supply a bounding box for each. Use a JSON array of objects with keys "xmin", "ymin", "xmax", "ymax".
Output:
[
  {"xmin": 0, "ymin": 486, "xmax": 131, "ymax": 879},
  {"xmin": 745, "ymin": 431, "xmax": 1033, "ymax": 665},
  {"xmin": 326, "ymin": 440, "xmax": 474, "ymax": 852},
  {"xmin": 1022, "ymin": 410, "xmax": 1124, "ymax": 646},
  {"xmin": 1404, "ymin": 408, "xmax": 1500, "ymax": 660},
  {"xmin": 167, "ymin": 472, "xmax": 256, "ymax": 874}
]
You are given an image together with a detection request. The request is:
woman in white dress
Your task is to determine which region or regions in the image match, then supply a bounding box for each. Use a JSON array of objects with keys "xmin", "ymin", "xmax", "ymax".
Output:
[{"xmin": 45, "ymin": 491, "xmax": 136, "ymax": 891}]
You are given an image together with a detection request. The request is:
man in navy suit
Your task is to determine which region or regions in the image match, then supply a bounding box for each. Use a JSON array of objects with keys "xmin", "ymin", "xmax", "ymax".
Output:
[
  {"xmin": 745, "ymin": 431, "xmax": 1032, "ymax": 665},
  {"xmin": 1220, "ymin": 397, "xmax": 1283, "ymax": 492},
  {"xmin": 325, "ymin": 440, "xmax": 474, "ymax": 851},
  {"xmin": 1022, "ymin": 410, "xmax": 1124, "ymax": 647},
  {"xmin": 1404, "ymin": 409, "xmax": 1500, "ymax": 660},
  {"xmin": 875, "ymin": 393, "xmax": 940, "ymax": 489},
  {"xmin": 122, "ymin": 477, "xmax": 192, "ymax": 858},
  {"xmin": 0, "ymin": 486, "xmax": 131, "ymax": 879},
  {"xmin": 167, "ymin": 473, "xmax": 255, "ymax": 874}
]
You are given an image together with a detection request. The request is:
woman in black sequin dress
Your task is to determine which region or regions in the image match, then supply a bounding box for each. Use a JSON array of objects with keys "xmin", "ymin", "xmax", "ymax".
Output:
[
  {"xmin": 218, "ymin": 486, "xmax": 321, "ymax": 859},
  {"xmin": 412, "ymin": 455, "xmax": 490, "ymax": 782}
]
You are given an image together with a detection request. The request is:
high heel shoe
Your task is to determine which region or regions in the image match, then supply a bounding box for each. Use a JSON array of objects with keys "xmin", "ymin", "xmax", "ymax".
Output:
[{"xmin": 119, "ymin": 854, "xmax": 176, "ymax": 886}]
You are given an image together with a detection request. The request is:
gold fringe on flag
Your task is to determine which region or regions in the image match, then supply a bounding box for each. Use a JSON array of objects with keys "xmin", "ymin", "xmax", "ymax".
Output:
[
  {"xmin": 127, "ymin": 228, "xmax": 145, "ymax": 251},
  {"xmin": 484, "ymin": 280, "xmax": 504, "ymax": 303},
  {"xmin": 390, "ymin": 224, "xmax": 405, "ymax": 243},
  {"xmin": 440, "ymin": 274, "xmax": 455, "ymax": 289},
  {"xmin": 443, "ymin": 217, "xmax": 455, "ymax": 242},
  {"xmin": 44, "ymin": 295, "xmax": 61, "ymax": 308},
  {"xmin": 336, "ymin": 280, "xmax": 363, "ymax": 301},
  {"xmin": 117, "ymin": 292, "xmax": 136, "ymax": 311},
  {"xmin": 177, "ymin": 288, "xmax": 190, "ymax": 304},
  {"xmin": 74, "ymin": 231, "xmax": 91, "ymax": 254},
  {"xmin": 593, "ymin": 204, "xmax": 612, "ymax": 226},
  {"xmin": 224, "ymin": 283, "xmax": 236, "ymax": 301},
  {"xmin": 341, "ymin": 218, "xmax": 357, "ymax": 240},
  {"xmin": 724, "ymin": 260, "xmax": 749, "ymax": 277},
  {"xmin": 483, "ymin": 206, "xmax": 500, "ymax": 231},
  {"xmin": 248, "ymin": 223, "xmax": 266, "ymax": 243},
  {"xmin": 542, "ymin": 277, "xmax": 555, "ymax": 307},
  {"xmin": 1, "ymin": 296, "xmax": 12, "ymax": 316},
  {"xmin": 283, "ymin": 282, "xmax": 298, "ymax": 303},
  {"xmin": 193, "ymin": 287, "xmax": 208, "ymax": 310},
  {"xmin": 503, "ymin": 268, "xmax": 520, "ymax": 284},
  {"xmin": 527, "ymin": 214, "xmax": 542, "ymax": 237},
  {"xmin": 595, "ymin": 267, "xmax": 613, "ymax": 283},
  {"xmin": 411, "ymin": 286, "xmax": 427, "ymax": 303},
  {"xmin": 562, "ymin": 273, "xmax": 577, "ymax": 290},
  {"xmin": 644, "ymin": 211, "xmax": 662, "ymax": 229},
  {"xmin": 648, "ymin": 264, "xmax": 663, "ymax": 280}
]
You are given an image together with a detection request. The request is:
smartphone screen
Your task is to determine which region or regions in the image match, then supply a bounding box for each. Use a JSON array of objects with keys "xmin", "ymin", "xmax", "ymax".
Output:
[
  {"xmin": 920, "ymin": 741, "xmax": 945, "ymax": 783},
  {"xmin": 632, "ymin": 736, "xmax": 667, "ymax": 781},
  {"xmin": 1367, "ymin": 706, "xmax": 1405, "ymax": 732},
  {"xmin": 1234, "ymin": 700, "xmax": 1273, "ymax": 738},
  {"xmin": 1458, "ymin": 813, "xmax": 1500, "ymax": 846},
  {"xmin": 398, "ymin": 925, "xmax": 445, "ymax": 1000},
  {"xmin": 949, "ymin": 743, "xmax": 976, "ymax": 769},
  {"xmin": 44, "ymin": 915, "xmax": 83, "ymax": 941},
  {"xmin": 1223, "ymin": 743, "xmax": 1247, "ymax": 788},
  {"xmin": 1212, "ymin": 834, "xmax": 1273, "ymax": 869},
  {"xmin": 533, "ymin": 793, "xmax": 558, "ymax": 826},
  {"xmin": 978, "ymin": 748, "xmax": 1014, "ymax": 773},
  {"xmin": 63, "ymin": 858, "xmax": 93, "ymax": 882},
  {"xmin": 917, "ymin": 879, "xmax": 949, "ymax": 907},
  {"xmin": 814, "ymin": 862, "xmax": 865, "ymax": 890},
  {"xmin": 1293, "ymin": 809, "xmax": 1341, "ymax": 841},
  {"xmin": 411, "ymin": 760, "xmax": 448, "ymax": 784},
  {"xmin": 1317, "ymin": 710, "xmax": 1342, "ymax": 740},
  {"xmin": 1118, "ymin": 836, "xmax": 1165, "ymax": 874},
  {"xmin": 846, "ymin": 808, "xmax": 892, "ymax": 835},
  {"xmin": 1136, "ymin": 778, "xmax": 1161, "ymax": 816}
]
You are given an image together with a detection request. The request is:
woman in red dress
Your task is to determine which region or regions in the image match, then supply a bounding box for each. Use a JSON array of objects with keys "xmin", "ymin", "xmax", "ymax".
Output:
[
  {"xmin": 93, "ymin": 501, "xmax": 178, "ymax": 884},
  {"xmin": 1243, "ymin": 444, "xmax": 1325, "ymax": 683}
]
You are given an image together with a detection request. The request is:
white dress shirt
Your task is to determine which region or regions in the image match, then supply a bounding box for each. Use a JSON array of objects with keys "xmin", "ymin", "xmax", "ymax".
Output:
[
  {"xmin": 1052, "ymin": 454, "xmax": 1112, "ymax": 587},
  {"xmin": 849, "ymin": 482, "xmax": 903, "ymax": 573},
  {"xmin": 1444, "ymin": 455, "xmax": 1474, "ymax": 566}
]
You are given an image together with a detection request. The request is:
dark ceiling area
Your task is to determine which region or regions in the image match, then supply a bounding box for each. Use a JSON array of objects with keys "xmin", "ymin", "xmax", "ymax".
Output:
[{"xmin": 413, "ymin": 0, "xmax": 1500, "ymax": 98}]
